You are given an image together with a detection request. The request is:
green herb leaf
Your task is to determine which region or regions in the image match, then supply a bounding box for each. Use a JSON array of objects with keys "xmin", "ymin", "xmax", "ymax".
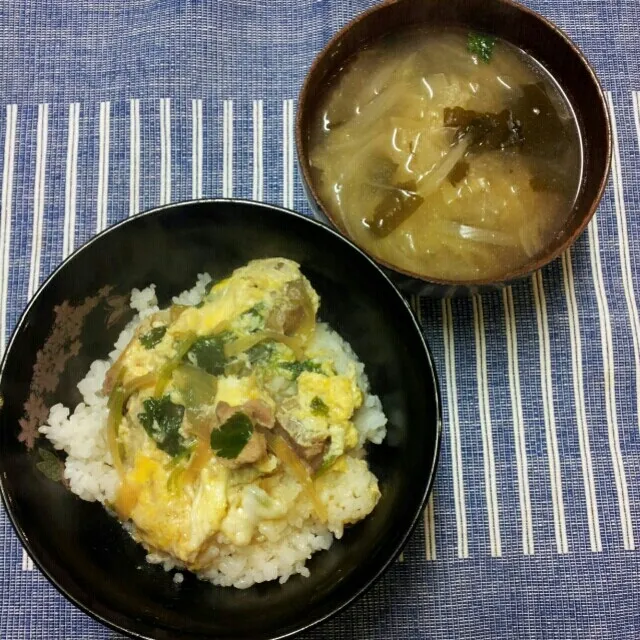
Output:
[
  {"xmin": 310, "ymin": 396, "xmax": 329, "ymax": 416},
  {"xmin": 138, "ymin": 395, "xmax": 186, "ymax": 457},
  {"xmin": 467, "ymin": 32, "xmax": 496, "ymax": 63},
  {"xmin": 185, "ymin": 334, "xmax": 232, "ymax": 375},
  {"xmin": 210, "ymin": 411, "xmax": 254, "ymax": 459},
  {"xmin": 139, "ymin": 325, "xmax": 167, "ymax": 349},
  {"xmin": 36, "ymin": 448, "xmax": 64, "ymax": 483},
  {"xmin": 279, "ymin": 359, "xmax": 324, "ymax": 380}
]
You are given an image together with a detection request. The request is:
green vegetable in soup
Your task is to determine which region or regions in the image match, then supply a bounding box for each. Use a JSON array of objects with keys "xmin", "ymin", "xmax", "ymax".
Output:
[
  {"xmin": 467, "ymin": 32, "xmax": 497, "ymax": 63},
  {"xmin": 139, "ymin": 326, "xmax": 167, "ymax": 349},
  {"xmin": 447, "ymin": 159, "xmax": 470, "ymax": 186},
  {"xmin": 210, "ymin": 412, "xmax": 254, "ymax": 459},
  {"xmin": 138, "ymin": 395, "xmax": 187, "ymax": 457},
  {"xmin": 515, "ymin": 83, "xmax": 568, "ymax": 158},
  {"xmin": 365, "ymin": 181, "xmax": 424, "ymax": 238},
  {"xmin": 444, "ymin": 106, "xmax": 523, "ymax": 151}
]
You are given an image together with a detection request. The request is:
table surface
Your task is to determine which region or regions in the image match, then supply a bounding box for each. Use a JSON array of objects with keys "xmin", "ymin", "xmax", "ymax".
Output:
[{"xmin": 1, "ymin": 1, "xmax": 640, "ymax": 638}]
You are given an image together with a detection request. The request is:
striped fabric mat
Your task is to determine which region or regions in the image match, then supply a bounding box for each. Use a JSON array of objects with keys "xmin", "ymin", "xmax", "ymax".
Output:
[{"xmin": 1, "ymin": 1, "xmax": 640, "ymax": 638}]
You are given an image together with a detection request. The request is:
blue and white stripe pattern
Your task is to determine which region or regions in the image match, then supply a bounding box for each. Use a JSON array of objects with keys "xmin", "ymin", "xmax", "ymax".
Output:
[{"xmin": 1, "ymin": 1, "xmax": 640, "ymax": 638}]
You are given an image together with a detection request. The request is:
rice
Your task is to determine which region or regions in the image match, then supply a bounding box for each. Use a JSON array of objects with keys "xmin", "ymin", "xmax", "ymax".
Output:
[
  {"xmin": 171, "ymin": 273, "xmax": 212, "ymax": 306},
  {"xmin": 39, "ymin": 275, "xmax": 387, "ymax": 588}
]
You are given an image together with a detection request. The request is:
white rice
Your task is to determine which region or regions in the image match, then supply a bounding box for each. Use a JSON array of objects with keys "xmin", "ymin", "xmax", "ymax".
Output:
[
  {"xmin": 39, "ymin": 275, "xmax": 387, "ymax": 588},
  {"xmin": 171, "ymin": 272, "xmax": 212, "ymax": 306}
]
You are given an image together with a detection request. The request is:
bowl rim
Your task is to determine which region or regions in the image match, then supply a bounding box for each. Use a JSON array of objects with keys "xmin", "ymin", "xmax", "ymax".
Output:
[
  {"xmin": 295, "ymin": 0, "xmax": 612, "ymax": 287},
  {"xmin": 0, "ymin": 197, "xmax": 443, "ymax": 640}
]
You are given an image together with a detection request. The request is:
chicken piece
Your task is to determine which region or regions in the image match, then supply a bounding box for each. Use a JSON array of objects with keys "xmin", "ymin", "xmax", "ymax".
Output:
[
  {"xmin": 266, "ymin": 280, "xmax": 315, "ymax": 337},
  {"xmin": 234, "ymin": 432, "xmax": 267, "ymax": 465},
  {"xmin": 216, "ymin": 399, "xmax": 275, "ymax": 429},
  {"xmin": 273, "ymin": 422, "xmax": 327, "ymax": 472},
  {"xmin": 275, "ymin": 415, "xmax": 327, "ymax": 461}
]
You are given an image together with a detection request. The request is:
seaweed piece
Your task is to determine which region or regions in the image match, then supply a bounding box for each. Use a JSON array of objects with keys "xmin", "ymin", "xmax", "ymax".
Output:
[
  {"xmin": 444, "ymin": 83, "xmax": 568, "ymax": 159},
  {"xmin": 528, "ymin": 159, "xmax": 567, "ymax": 193},
  {"xmin": 447, "ymin": 160, "xmax": 470, "ymax": 186},
  {"xmin": 364, "ymin": 181, "xmax": 424, "ymax": 238},
  {"xmin": 468, "ymin": 32, "xmax": 497, "ymax": 63},
  {"xmin": 516, "ymin": 82, "xmax": 568, "ymax": 157},
  {"xmin": 368, "ymin": 155, "xmax": 398, "ymax": 185},
  {"xmin": 444, "ymin": 106, "xmax": 523, "ymax": 151}
]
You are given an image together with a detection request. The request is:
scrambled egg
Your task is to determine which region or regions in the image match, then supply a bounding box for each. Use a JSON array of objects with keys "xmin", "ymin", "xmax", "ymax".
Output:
[{"xmin": 104, "ymin": 258, "xmax": 379, "ymax": 569}]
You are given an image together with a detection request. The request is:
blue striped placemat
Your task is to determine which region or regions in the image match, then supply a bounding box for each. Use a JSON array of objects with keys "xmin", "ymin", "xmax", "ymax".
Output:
[{"xmin": 1, "ymin": 1, "xmax": 640, "ymax": 638}]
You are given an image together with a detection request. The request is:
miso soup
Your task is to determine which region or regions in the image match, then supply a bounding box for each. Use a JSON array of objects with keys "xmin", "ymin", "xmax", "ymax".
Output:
[{"xmin": 308, "ymin": 28, "xmax": 583, "ymax": 281}]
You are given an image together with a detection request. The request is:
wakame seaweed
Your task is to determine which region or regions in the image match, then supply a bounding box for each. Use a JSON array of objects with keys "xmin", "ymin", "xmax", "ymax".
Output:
[
  {"xmin": 515, "ymin": 83, "xmax": 568, "ymax": 158},
  {"xmin": 365, "ymin": 181, "xmax": 424, "ymax": 238},
  {"xmin": 447, "ymin": 160, "xmax": 470, "ymax": 186},
  {"xmin": 444, "ymin": 83, "xmax": 568, "ymax": 159},
  {"xmin": 444, "ymin": 106, "xmax": 523, "ymax": 151}
]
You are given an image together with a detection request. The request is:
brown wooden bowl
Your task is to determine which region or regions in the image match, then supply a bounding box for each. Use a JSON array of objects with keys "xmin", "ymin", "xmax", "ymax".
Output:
[{"xmin": 295, "ymin": 0, "xmax": 611, "ymax": 296}]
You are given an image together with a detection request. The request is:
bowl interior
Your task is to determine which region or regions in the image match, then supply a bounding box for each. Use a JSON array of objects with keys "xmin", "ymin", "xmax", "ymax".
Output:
[
  {"xmin": 0, "ymin": 200, "xmax": 441, "ymax": 640},
  {"xmin": 296, "ymin": 0, "xmax": 611, "ymax": 287}
]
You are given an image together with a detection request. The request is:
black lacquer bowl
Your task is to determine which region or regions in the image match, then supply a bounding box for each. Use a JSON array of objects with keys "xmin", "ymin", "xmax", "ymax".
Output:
[{"xmin": 0, "ymin": 200, "xmax": 441, "ymax": 640}]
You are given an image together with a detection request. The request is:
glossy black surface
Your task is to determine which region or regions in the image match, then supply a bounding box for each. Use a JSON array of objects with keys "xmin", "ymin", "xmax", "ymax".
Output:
[{"xmin": 0, "ymin": 200, "xmax": 441, "ymax": 640}]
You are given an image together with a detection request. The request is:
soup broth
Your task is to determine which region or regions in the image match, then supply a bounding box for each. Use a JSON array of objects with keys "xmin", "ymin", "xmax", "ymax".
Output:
[{"xmin": 308, "ymin": 28, "xmax": 583, "ymax": 281}]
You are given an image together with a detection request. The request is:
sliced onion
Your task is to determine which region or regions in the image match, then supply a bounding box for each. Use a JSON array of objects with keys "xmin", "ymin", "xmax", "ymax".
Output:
[
  {"xmin": 106, "ymin": 370, "xmax": 126, "ymax": 478},
  {"xmin": 123, "ymin": 372, "xmax": 156, "ymax": 397},
  {"xmin": 181, "ymin": 438, "xmax": 212, "ymax": 486},
  {"xmin": 265, "ymin": 432, "xmax": 328, "ymax": 523},
  {"xmin": 224, "ymin": 330, "xmax": 304, "ymax": 360},
  {"xmin": 458, "ymin": 224, "xmax": 516, "ymax": 247},
  {"xmin": 154, "ymin": 332, "xmax": 197, "ymax": 397},
  {"xmin": 416, "ymin": 135, "xmax": 471, "ymax": 196}
]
